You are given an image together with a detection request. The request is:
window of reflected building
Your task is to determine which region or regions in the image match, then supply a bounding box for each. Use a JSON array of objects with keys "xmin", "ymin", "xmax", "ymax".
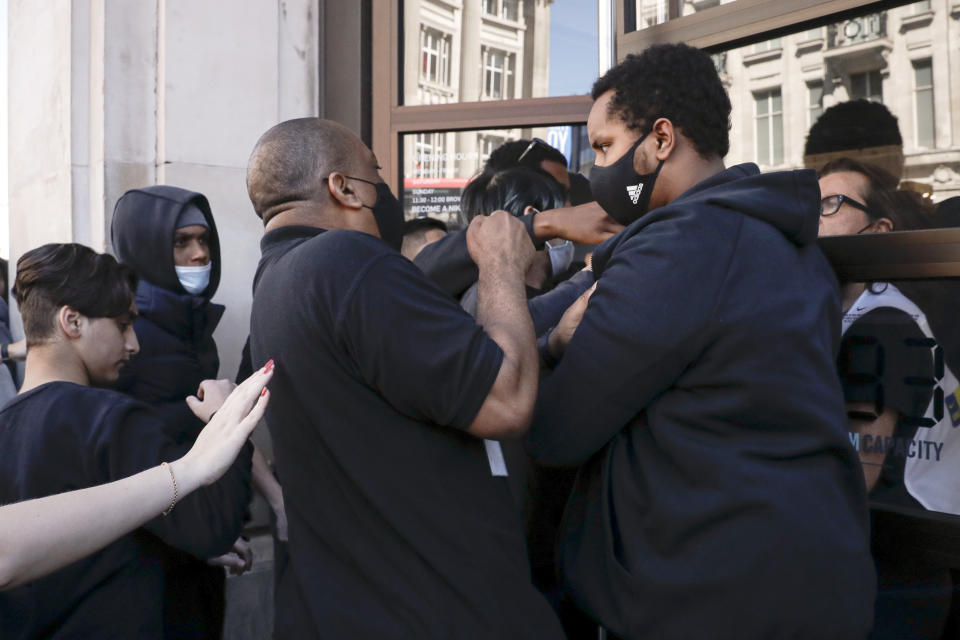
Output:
[
  {"xmin": 623, "ymin": 0, "xmax": 739, "ymax": 32},
  {"xmin": 402, "ymin": 0, "xmax": 600, "ymax": 105}
]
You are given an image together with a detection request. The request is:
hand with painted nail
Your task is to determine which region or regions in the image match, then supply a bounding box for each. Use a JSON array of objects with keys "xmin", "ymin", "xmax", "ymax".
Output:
[{"xmin": 0, "ymin": 362, "xmax": 274, "ymax": 591}]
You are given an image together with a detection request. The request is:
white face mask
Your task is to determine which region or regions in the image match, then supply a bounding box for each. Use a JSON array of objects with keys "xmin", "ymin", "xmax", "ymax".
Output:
[
  {"xmin": 175, "ymin": 263, "xmax": 212, "ymax": 295},
  {"xmin": 547, "ymin": 239, "xmax": 575, "ymax": 277}
]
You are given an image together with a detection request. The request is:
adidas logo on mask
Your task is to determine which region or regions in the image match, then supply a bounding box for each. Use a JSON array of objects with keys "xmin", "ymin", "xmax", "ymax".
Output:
[{"xmin": 626, "ymin": 184, "xmax": 643, "ymax": 205}]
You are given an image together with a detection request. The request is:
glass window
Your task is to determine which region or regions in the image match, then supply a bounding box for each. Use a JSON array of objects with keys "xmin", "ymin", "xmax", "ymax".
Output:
[
  {"xmin": 420, "ymin": 27, "xmax": 451, "ymax": 87},
  {"xmin": 752, "ymin": 37, "xmax": 782, "ymax": 54},
  {"xmin": 718, "ymin": 1, "xmax": 957, "ymax": 205},
  {"xmin": 830, "ymin": 273, "xmax": 960, "ymax": 519},
  {"xmin": 915, "ymin": 0, "xmax": 932, "ymax": 12},
  {"xmin": 914, "ymin": 59, "xmax": 935, "ymax": 149},
  {"xmin": 482, "ymin": 47, "xmax": 515, "ymax": 100},
  {"xmin": 413, "ymin": 132, "xmax": 448, "ymax": 179},
  {"xmin": 502, "ymin": 0, "xmax": 519, "ymax": 22},
  {"xmin": 623, "ymin": 0, "xmax": 729, "ymax": 32},
  {"xmin": 850, "ymin": 70, "xmax": 883, "ymax": 103},
  {"xmin": 754, "ymin": 89, "xmax": 783, "ymax": 167},
  {"xmin": 403, "ymin": 0, "xmax": 598, "ymax": 105},
  {"xmin": 808, "ymin": 81, "xmax": 824, "ymax": 128},
  {"xmin": 402, "ymin": 125, "xmax": 589, "ymax": 225},
  {"xmin": 803, "ymin": 26, "xmax": 825, "ymax": 40}
]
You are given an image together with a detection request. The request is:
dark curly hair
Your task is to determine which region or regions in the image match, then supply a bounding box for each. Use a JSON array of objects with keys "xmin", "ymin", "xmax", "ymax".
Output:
[
  {"xmin": 804, "ymin": 100, "xmax": 902, "ymax": 157},
  {"xmin": 591, "ymin": 43, "xmax": 731, "ymax": 159},
  {"xmin": 13, "ymin": 243, "xmax": 138, "ymax": 346}
]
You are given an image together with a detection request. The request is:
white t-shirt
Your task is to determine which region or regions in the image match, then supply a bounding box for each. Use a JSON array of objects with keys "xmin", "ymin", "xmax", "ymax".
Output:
[{"xmin": 842, "ymin": 283, "xmax": 960, "ymax": 514}]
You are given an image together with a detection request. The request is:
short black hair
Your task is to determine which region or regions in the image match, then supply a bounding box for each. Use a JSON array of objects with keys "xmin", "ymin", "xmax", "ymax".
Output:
[
  {"xmin": 403, "ymin": 217, "xmax": 448, "ymax": 236},
  {"xmin": 247, "ymin": 118, "xmax": 359, "ymax": 222},
  {"xmin": 13, "ymin": 244, "xmax": 138, "ymax": 346},
  {"xmin": 485, "ymin": 139, "xmax": 568, "ymax": 174},
  {"xmin": 591, "ymin": 43, "xmax": 731, "ymax": 159},
  {"xmin": 805, "ymin": 100, "xmax": 902, "ymax": 157},
  {"xmin": 938, "ymin": 196, "xmax": 960, "ymax": 228},
  {"xmin": 460, "ymin": 166, "xmax": 565, "ymax": 223}
]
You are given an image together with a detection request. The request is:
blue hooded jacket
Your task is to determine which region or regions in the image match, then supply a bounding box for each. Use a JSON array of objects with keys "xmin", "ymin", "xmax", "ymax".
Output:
[
  {"xmin": 111, "ymin": 185, "xmax": 224, "ymax": 440},
  {"xmin": 527, "ymin": 164, "xmax": 876, "ymax": 639}
]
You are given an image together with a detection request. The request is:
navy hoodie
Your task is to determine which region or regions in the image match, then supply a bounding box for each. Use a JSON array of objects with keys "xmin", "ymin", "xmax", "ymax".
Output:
[
  {"xmin": 527, "ymin": 164, "xmax": 876, "ymax": 639},
  {"xmin": 111, "ymin": 186, "xmax": 224, "ymax": 438},
  {"xmin": 110, "ymin": 186, "xmax": 230, "ymax": 638}
]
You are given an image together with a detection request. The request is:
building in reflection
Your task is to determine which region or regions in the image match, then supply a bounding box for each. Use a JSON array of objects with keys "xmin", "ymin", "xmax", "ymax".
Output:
[
  {"xmin": 402, "ymin": 0, "xmax": 553, "ymax": 223},
  {"xmin": 717, "ymin": 0, "xmax": 959, "ymax": 200}
]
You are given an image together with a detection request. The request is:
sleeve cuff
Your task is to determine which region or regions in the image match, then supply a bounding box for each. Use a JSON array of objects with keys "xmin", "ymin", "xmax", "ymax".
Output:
[{"xmin": 521, "ymin": 212, "xmax": 547, "ymax": 250}]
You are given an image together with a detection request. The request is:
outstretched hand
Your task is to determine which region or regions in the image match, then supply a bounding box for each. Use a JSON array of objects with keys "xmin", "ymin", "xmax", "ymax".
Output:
[
  {"xmin": 177, "ymin": 362, "xmax": 274, "ymax": 488},
  {"xmin": 187, "ymin": 379, "xmax": 237, "ymax": 423}
]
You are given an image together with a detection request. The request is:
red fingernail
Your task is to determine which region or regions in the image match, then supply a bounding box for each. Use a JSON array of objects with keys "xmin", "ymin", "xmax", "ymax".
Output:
[
  {"xmin": 264, "ymin": 359, "xmax": 275, "ymax": 373},
  {"xmin": 261, "ymin": 388, "xmax": 268, "ymax": 397}
]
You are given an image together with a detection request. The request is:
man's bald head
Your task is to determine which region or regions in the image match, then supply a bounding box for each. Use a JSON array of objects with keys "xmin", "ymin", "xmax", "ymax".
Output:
[{"xmin": 247, "ymin": 118, "xmax": 363, "ymax": 222}]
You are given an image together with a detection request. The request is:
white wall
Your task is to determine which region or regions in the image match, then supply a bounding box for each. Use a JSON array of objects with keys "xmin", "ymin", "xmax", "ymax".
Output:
[{"xmin": 6, "ymin": 0, "xmax": 319, "ymax": 377}]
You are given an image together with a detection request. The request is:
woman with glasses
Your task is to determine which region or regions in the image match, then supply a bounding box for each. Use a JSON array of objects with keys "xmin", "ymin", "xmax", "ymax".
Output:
[{"xmin": 819, "ymin": 157, "xmax": 957, "ymax": 640}]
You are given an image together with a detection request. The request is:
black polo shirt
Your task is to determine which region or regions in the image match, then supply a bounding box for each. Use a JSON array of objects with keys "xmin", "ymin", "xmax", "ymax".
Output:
[
  {"xmin": 249, "ymin": 226, "xmax": 562, "ymax": 639},
  {"xmin": 0, "ymin": 382, "xmax": 251, "ymax": 638}
]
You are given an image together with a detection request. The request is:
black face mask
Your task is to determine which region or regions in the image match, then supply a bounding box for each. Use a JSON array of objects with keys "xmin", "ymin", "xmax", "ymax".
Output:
[
  {"xmin": 589, "ymin": 132, "xmax": 664, "ymax": 226},
  {"xmin": 347, "ymin": 177, "xmax": 405, "ymax": 252}
]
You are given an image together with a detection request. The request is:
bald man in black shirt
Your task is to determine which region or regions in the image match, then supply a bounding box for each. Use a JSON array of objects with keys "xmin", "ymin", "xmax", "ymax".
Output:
[{"xmin": 245, "ymin": 118, "xmax": 562, "ymax": 639}]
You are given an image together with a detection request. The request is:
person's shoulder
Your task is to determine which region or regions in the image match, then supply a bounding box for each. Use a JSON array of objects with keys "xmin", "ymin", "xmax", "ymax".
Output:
[
  {"xmin": 0, "ymin": 382, "xmax": 155, "ymax": 435},
  {"xmin": 307, "ymin": 229, "xmax": 392, "ymax": 256},
  {"xmin": 288, "ymin": 229, "xmax": 396, "ymax": 276}
]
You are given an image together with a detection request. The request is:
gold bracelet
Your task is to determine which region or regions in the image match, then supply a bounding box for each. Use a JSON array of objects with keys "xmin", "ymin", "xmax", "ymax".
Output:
[{"xmin": 160, "ymin": 462, "xmax": 178, "ymax": 516}]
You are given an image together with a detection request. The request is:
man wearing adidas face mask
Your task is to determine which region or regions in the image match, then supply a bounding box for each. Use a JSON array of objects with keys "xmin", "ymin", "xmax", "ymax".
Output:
[{"xmin": 526, "ymin": 43, "xmax": 875, "ymax": 639}]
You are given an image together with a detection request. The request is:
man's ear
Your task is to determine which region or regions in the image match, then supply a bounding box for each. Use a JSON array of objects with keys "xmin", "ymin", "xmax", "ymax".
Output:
[
  {"xmin": 631, "ymin": 117, "xmax": 675, "ymax": 174},
  {"xmin": 872, "ymin": 217, "xmax": 894, "ymax": 233},
  {"xmin": 650, "ymin": 117, "xmax": 675, "ymax": 163},
  {"xmin": 58, "ymin": 306, "xmax": 84, "ymax": 340},
  {"xmin": 326, "ymin": 172, "xmax": 365, "ymax": 210}
]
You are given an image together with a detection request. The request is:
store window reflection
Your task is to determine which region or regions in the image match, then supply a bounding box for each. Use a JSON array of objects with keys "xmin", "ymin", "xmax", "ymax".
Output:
[
  {"xmin": 623, "ymin": 0, "xmax": 740, "ymax": 32},
  {"xmin": 719, "ymin": 0, "xmax": 958, "ymax": 203},
  {"xmin": 402, "ymin": 1, "xmax": 599, "ymax": 105},
  {"xmin": 402, "ymin": 124, "xmax": 593, "ymax": 225}
]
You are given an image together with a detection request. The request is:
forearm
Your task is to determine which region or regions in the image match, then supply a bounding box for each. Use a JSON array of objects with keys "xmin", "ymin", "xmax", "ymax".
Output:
[
  {"xmin": 144, "ymin": 443, "xmax": 253, "ymax": 557},
  {"xmin": 251, "ymin": 445, "xmax": 284, "ymax": 511},
  {"xmin": 533, "ymin": 201, "xmax": 607, "ymax": 241},
  {"xmin": 470, "ymin": 264, "xmax": 538, "ymax": 438},
  {"xmin": 0, "ymin": 461, "xmax": 201, "ymax": 591}
]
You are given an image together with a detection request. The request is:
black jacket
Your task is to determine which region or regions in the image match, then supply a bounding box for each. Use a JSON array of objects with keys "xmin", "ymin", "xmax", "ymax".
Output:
[
  {"xmin": 528, "ymin": 164, "xmax": 876, "ymax": 639},
  {"xmin": 112, "ymin": 186, "xmax": 225, "ymax": 438},
  {"xmin": 110, "ymin": 186, "xmax": 229, "ymax": 638}
]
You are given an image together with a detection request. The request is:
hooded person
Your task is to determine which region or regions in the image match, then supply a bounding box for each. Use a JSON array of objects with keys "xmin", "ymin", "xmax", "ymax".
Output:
[
  {"xmin": 112, "ymin": 186, "xmax": 224, "ymax": 431},
  {"xmin": 110, "ymin": 185, "xmax": 235, "ymax": 639}
]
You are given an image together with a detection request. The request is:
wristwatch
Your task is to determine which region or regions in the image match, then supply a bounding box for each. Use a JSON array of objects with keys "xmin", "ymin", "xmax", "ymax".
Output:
[{"xmin": 1, "ymin": 343, "xmax": 9, "ymax": 362}]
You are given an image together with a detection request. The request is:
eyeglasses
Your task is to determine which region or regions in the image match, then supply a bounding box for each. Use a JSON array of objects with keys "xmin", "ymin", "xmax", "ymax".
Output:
[
  {"xmin": 517, "ymin": 138, "xmax": 552, "ymax": 165},
  {"xmin": 820, "ymin": 194, "xmax": 870, "ymax": 217}
]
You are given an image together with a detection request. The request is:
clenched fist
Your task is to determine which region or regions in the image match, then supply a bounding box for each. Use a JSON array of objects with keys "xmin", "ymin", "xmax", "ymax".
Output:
[{"xmin": 466, "ymin": 210, "xmax": 536, "ymax": 276}]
